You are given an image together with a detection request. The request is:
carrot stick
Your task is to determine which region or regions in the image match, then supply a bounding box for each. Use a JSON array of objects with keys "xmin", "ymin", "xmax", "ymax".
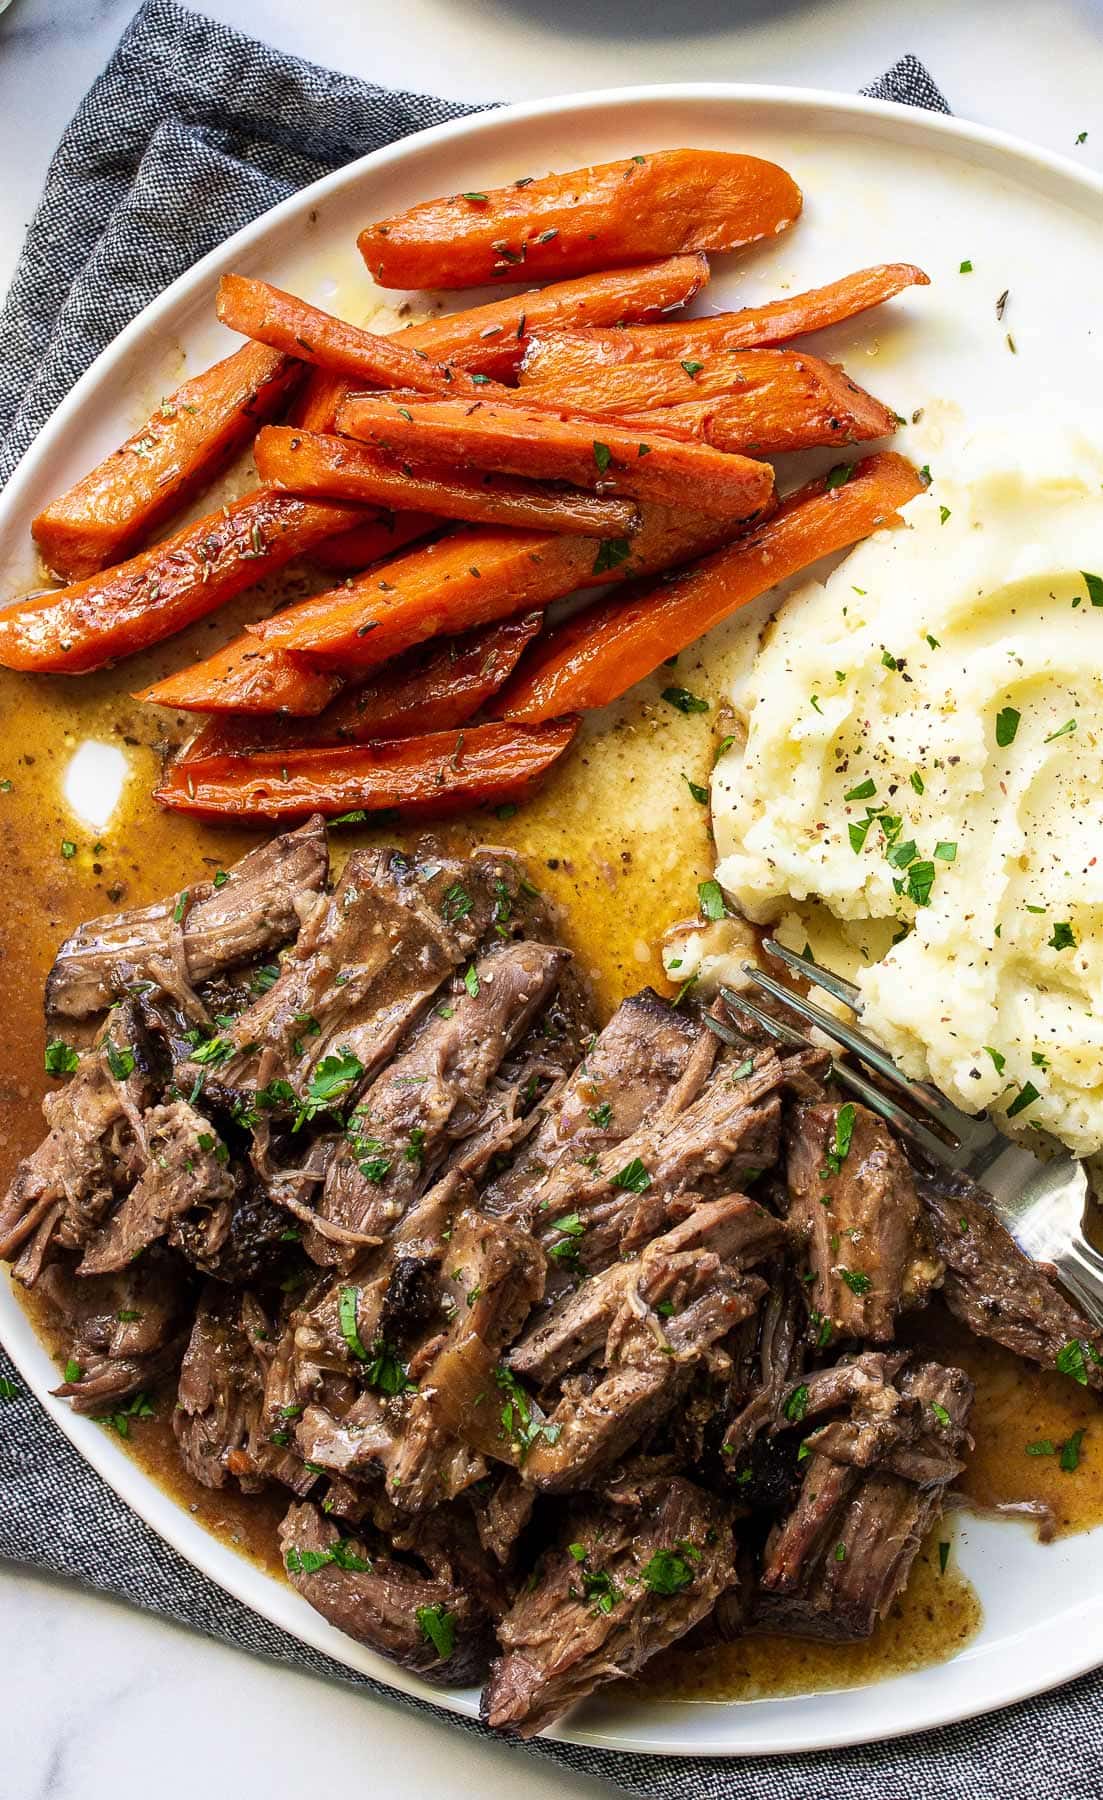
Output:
[
  {"xmin": 358, "ymin": 149, "xmax": 802, "ymax": 290},
  {"xmin": 310, "ymin": 511, "xmax": 441, "ymax": 573},
  {"xmin": 401, "ymin": 255, "xmax": 709, "ymax": 379},
  {"xmin": 253, "ymin": 425, "xmax": 640, "ymax": 536},
  {"xmin": 173, "ymin": 613, "xmax": 543, "ymax": 754},
  {"xmin": 250, "ymin": 499, "xmax": 754, "ymax": 666},
  {"xmin": 137, "ymin": 635, "xmax": 342, "ymax": 715},
  {"xmin": 288, "ymin": 366, "xmax": 352, "ymax": 433},
  {"xmin": 521, "ymin": 348, "xmax": 898, "ymax": 450},
  {"xmin": 154, "ymin": 718, "xmax": 578, "ymax": 820},
  {"xmin": 497, "ymin": 452, "xmax": 925, "ymax": 721},
  {"xmin": 334, "ymin": 396, "xmax": 774, "ymax": 521},
  {"xmin": 0, "ymin": 489, "xmax": 366, "ymax": 674},
  {"xmin": 31, "ymin": 345, "xmax": 302, "ymax": 582},
  {"xmin": 217, "ymin": 275, "xmax": 515, "ymax": 406},
  {"xmin": 250, "ymin": 528, "xmax": 601, "ymax": 667},
  {"xmin": 518, "ymin": 264, "xmax": 931, "ymax": 381}
]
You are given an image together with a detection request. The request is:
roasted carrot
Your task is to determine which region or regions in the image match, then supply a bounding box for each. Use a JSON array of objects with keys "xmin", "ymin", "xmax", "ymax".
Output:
[
  {"xmin": 401, "ymin": 255, "xmax": 709, "ymax": 379},
  {"xmin": 251, "ymin": 499, "xmax": 755, "ymax": 666},
  {"xmin": 521, "ymin": 348, "xmax": 898, "ymax": 451},
  {"xmin": 311, "ymin": 511, "xmax": 441, "ymax": 573},
  {"xmin": 518, "ymin": 264, "xmax": 931, "ymax": 382},
  {"xmin": 334, "ymin": 397, "xmax": 774, "ymax": 522},
  {"xmin": 251, "ymin": 528, "xmax": 603, "ymax": 668},
  {"xmin": 137, "ymin": 635, "xmax": 342, "ymax": 715},
  {"xmin": 173, "ymin": 613, "xmax": 543, "ymax": 755},
  {"xmin": 288, "ymin": 366, "xmax": 352, "ymax": 433},
  {"xmin": 155, "ymin": 718, "xmax": 578, "ymax": 820},
  {"xmin": 497, "ymin": 452, "xmax": 924, "ymax": 721},
  {"xmin": 359, "ymin": 149, "xmax": 802, "ymax": 290},
  {"xmin": 0, "ymin": 489, "xmax": 366, "ymax": 674},
  {"xmin": 253, "ymin": 425, "xmax": 640, "ymax": 536},
  {"xmin": 31, "ymin": 344, "xmax": 301, "ymax": 582},
  {"xmin": 217, "ymin": 275, "xmax": 515, "ymax": 405}
]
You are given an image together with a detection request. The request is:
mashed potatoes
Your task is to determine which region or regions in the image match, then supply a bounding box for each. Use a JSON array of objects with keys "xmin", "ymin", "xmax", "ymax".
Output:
[{"xmin": 690, "ymin": 421, "xmax": 1103, "ymax": 1155}]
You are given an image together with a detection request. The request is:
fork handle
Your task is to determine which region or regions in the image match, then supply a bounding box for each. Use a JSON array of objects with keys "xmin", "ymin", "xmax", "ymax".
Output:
[{"xmin": 1055, "ymin": 1231, "xmax": 1103, "ymax": 1331}]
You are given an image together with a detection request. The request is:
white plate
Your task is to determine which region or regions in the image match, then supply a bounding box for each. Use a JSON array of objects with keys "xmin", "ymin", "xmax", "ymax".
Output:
[{"xmin": 3, "ymin": 84, "xmax": 1103, "ymax": 1759}]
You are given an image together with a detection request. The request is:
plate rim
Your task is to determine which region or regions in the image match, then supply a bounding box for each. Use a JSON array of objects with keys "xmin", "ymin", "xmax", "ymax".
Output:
[{"xmin": 3, "ymin": 79, "xmax": 1103, "ymax": 1759}]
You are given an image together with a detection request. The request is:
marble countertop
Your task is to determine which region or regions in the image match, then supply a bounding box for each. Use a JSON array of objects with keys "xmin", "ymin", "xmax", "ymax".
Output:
[{"xmin": 2, "ymin": 2, "xmax": 1103, "ymax": 1796}]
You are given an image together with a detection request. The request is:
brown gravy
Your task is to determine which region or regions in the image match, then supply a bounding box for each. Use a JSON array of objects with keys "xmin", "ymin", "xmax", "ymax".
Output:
[{"xmin": 2, "ymin": 593, "xmax": 1101, "ymax": 1707}]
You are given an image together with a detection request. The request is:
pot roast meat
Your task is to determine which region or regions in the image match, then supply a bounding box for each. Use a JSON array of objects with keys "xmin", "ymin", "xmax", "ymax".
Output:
[
  {"xmin": 482, "ymin": 1476, "xmax": 734, "ymax": 1737},
  {"xmin": 519, "ymin": 1197, "xmax": 782, "ymax": 1492},
  {"xmin": 0, "ymin": 999, "xmax": 159, "ymax": 1284},
  {"xmin": 78, "ymin": 1099, "xmax": 236, "ymax": 1275},
  {"xmin": 310, "ymin": 939, "xmax": 569, "ymax": 1262},
  {"xmin": 528, "ymin": 1041, "xmax": 786, "ymax": 1276},
  {"xmin": 14, "ymin": 817, "xmax": 1103, "ymax": 1736},
  {"xmin": 786, "ymin": 1100, "xmax": 943, "ymax": 1345},
  {"xmin": 45, "ymin": 816, "xmax": 328, "ymax": 1020},
  {"xmin": 296, "ymin": 1205, "xmax": 544, "ymax": 1512},
  {"xmin": 509, "ymin": 1193, "xmax": 784, "ymax": 1391},
  {"xmin": 280, "ymin": 1499, "xmax": 495, "ymax": 1684},
  {"xmin": 756, "ymin": 1356, "xmax": 973, "ymax": 1641},
  {"xmin": 481, "ymin": 987, "xmax": 702, "ymax": 1219},
  {"xmin": 174, "ymin": 1283, "xmax": 268, "ymax": 1491},
  {"xmin": 43, "ymin": 1252, "xmax": 193, "ymax": 1413},
  {"xmin": 181, "ymin": 844, "xmax": 534, "ymax": 1108},
  {"xmin": 716, "ymin": 1259, "xmax": 806, "ymax": 1471},
  {"xmin": 917, "ymin": 1160, "xmax": 1103, "ymax": 1385}
]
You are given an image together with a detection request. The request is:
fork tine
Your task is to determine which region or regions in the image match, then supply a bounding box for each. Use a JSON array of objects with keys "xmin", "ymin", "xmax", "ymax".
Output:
[
  {"xmin": 830, "ymin": 1057, "xmax": 959, "ymax": 1161},
  {"xmin": 703, "ymin": 1012, "xmax": 746, "ymax": 1048},
  {"xmin": 718, "ymin": 986, "xmax": 812, "ymax": 1049},
  {"xmin": 761, "ymin": 937, "xmax": 861, "ymax": 1012},
  {"xmin": 742, "ymin": 962, "xmax": 965, "ymax": 1138}
]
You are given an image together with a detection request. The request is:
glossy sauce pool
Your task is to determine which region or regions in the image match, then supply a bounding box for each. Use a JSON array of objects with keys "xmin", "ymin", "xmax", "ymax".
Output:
[{"xmin": 3, "ymin": 592, "xmax": 1103, "ymax": 1708}]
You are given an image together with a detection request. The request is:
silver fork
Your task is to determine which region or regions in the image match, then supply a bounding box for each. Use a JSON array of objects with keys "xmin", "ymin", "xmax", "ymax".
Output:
[{"xmin": 710, "ymin": 937, "xmax": 1103, "ymax": 1328}]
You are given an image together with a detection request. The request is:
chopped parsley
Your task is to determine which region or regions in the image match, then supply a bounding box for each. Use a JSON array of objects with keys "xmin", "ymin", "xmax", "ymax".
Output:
[
  {"xmin": 680, "ymin": 359, "xmax": 704, "ymax": 377},
  {"xmin": 938, "ymin": 1541, "xmax": 951, "ymax": 1575},
  {"xmin": 547, "ymin": 1211, "xmax": 586, "ymax": 1262},
  {"xmin": 682, "ymin": 773, "xmax": 709, "ymax": 805},
  {"xmin": 984, "ymin": 1046, "xmax": 1006, "ymax": 1075},
  {"xmin": 662, "ymin": 685, "xmax": 709, "ymax": 715},
  {"xmin": 106, "ymin": 1044, "xmax": 136, "ymax": 1081},
  {"xmin": 286, "ymin": 1540, "xmax": 371, "ymax": 1576},
  {"xmin": 698, "ymin": 878, "xmax": 727, "ymax": 921},
  {"xmin": 44, "ymin": 1040, "xmax": 80, "ymax": 1075},
  {"xmin": 839, "ymin": 1268, "xmax": 872, "ymax": 1295},
  {"xmin": 416, "ymin": 1603, "xmax": 457, "ymax": 1660},
  {"xmin": 464, "ymin": 964, "xmax": 480, "ymax": 999},
  {"xmin": 784, "ymin": 1383, "xmax": 809, "ymax": 1423},
  {"xmin": 1044, "ymin": 719, "xmax": 1077, "ymax": 743},
  {"xmin": 959, "ymin": 259, "xmax": 973, "ymax": 273},
  {"xmin": 1026, "ymin": 1439, "xmax": 1056, "ymax": 1457},
  {"xmin": 1048, "ymin": 921, "xmax": 1077, "ymax": 951},
  {"xmin": 844, "ymin": 778, "xmax": 876, "ymax": 802},
  {"xmin": 1061, "ymin": 1428, "xmax": 1086, "ymax": 1473},
  {"xmin": 592, "ymin": 441, "xmax": 612, "ymax": 474},
  {"xmin": 1083, "ymin": 571, "xmax": 1103, "ymax": 607},
  {"xmin": 338, "ymin": 1285, "xmax": 370, "ymax": 1361},
  {"xmin": 588, "ymin": 1102, "xmax": 613, "ymax": 1128},
  {"xmin": 366, "ymin": 1339, "xmax": 416, "ymax": 1396},
  {"xmin": 1006, "ymin": 1080, "xmax": 1040, "ymax": 1119},
  {"xmin": 995, "ymin": 706, "xmax": 1020, "ymax": 747},
  {"xmin": 592, "ymin": 537, "xmax": 632, "ymax": 576},
  {"xmin": 295, "ymin": 1048, "xmax": 365, "ymax": 1127},
  {"xmin": 495, "ymin": 1364, "xmax": 560, "ymax": 1462},
  {"xmin": 1056, "ymin": 1338, "xmax": 1103, "ymax": 1386},
  {"xmin": 821, "ymin": 1102, "xmax": 856, "ymax": 1177},
  {"xmin": 824, "ymin": 463, "xmax": 853, "ymax": 491},
  {"xmin": 641, "ymin": 1547, "xmax": 697, "ymax": 1595},
  {"xmin": 611, "ymin": 1156, "xmax": 651, "ymax": 1194}
]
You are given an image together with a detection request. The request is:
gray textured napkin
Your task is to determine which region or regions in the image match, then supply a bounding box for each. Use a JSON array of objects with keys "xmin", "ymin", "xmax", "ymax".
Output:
[{"xmin": 7, "ymin": 8, "xmax": 1094, "ymax": 1795}]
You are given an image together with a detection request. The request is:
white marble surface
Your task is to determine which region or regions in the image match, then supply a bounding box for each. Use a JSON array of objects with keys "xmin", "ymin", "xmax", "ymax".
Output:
[{"xmin": 2, "ymin": 2, "xmax": 1103, "ymax": 1796}]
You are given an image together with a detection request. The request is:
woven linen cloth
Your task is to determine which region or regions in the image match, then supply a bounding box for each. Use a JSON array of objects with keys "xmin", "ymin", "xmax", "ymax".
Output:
[{"xmin": 4, "ymin": 9, "xmax": 1095, "ymax": 1795}]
